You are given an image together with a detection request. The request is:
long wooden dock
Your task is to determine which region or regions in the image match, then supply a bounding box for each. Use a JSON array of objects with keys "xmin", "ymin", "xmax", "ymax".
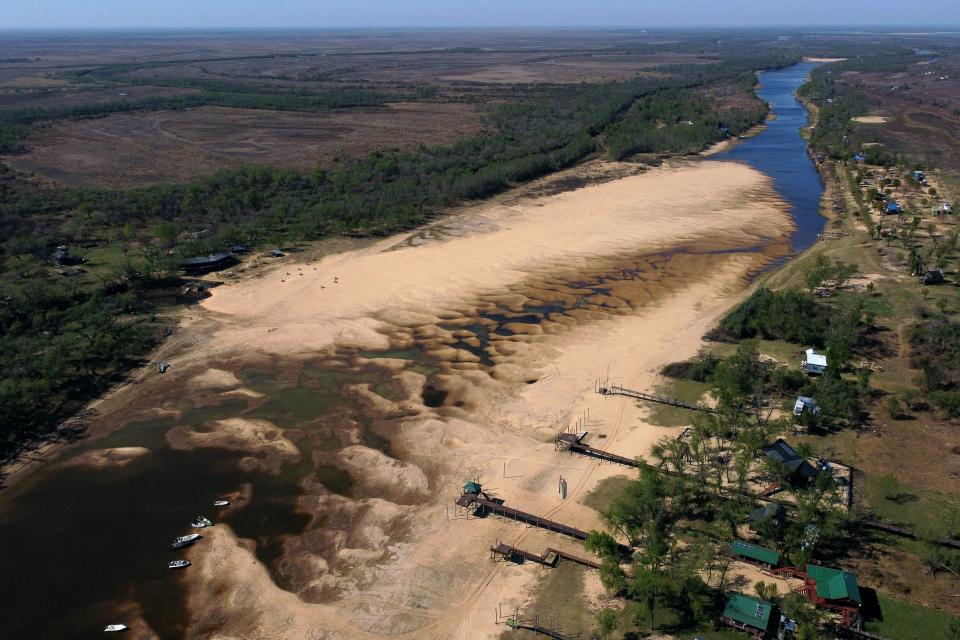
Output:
[
  {"xmin": 555, "ymin": 432, "xmax": 681, "ymax": 478},
  {"xmin": 506, "ymin": 618, "xmax": 575, "ymax": 640},
  {"xmin": 597, "ymin": 383, "xmax": 714, "ymax": 413},
  {"xmin": 458, "ymin": 493, "xmax": 588, "ymax": 541},
  {"xmin": 490, "ymin": 541, "xmax": 601, "ymax": 570}
]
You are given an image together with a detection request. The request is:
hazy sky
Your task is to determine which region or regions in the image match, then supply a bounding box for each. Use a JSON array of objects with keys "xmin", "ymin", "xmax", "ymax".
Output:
[{"xmin": 4, "ymin": 0, "xmax": 960, "ymax": 29}]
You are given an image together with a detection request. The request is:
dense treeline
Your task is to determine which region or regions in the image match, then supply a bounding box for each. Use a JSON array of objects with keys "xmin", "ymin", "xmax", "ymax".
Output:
[
  {"xmin": 711, "ymin": 287, "xmax": 866, "ymax": 372},
  {"xmin": 605, "ymin": 80, "xmax": 767, "ymax": 160},
  {"xmin": 0, "ymin": 284, "xmax": 154, "ymax": 450},
  {"xmin": 0, "ymin": 50, "xmax": 798, "ymax": 461},
  {"xmin": 711, "ymin": 288, "xmax": 831, "ymax": 345}
]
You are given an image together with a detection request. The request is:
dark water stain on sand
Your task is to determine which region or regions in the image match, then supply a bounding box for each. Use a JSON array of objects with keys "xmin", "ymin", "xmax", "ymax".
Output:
[{"xmin": 0, "ymin": 359, "xmax": 406, "ymax": 639}]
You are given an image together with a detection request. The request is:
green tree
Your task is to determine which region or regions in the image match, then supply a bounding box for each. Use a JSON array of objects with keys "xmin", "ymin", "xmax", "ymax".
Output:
[{"xmin": 595, "ymin": 608, "xmax": 619, "ymax": 640}]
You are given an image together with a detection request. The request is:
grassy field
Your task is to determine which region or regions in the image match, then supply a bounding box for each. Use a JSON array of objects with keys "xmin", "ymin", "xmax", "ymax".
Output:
[
  {"xmin": 865, "ymin": 594, "xmax": 959, "ymax": 640},
  {"xmin": 646, "ymin": 378, "xmax": 711, "ymax": 427}
]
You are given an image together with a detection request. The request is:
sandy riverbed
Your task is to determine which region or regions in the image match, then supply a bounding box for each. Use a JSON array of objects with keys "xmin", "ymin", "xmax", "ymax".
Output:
[
  {"xmin": 155, "ymin": 159, "xmax": 792, "ymax": 639},
  {"xmin": 25, "ymin": 158, "xmax": 794, "ymax": 639}
]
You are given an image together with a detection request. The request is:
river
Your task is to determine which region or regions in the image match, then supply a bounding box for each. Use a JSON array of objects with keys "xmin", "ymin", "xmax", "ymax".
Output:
[
  {"xmin": 717, "ymin": 60, "xmax": 826, "ymax": 252},
  {"xmin": 0, "ymin": 62, "xmax": 825, "ymax": 639}
]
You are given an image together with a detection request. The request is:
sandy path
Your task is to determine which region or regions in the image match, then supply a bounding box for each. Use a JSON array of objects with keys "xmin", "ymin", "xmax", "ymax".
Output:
[{"xmin": 75, "ymin": 159, "xmax": 794, "ymax": 639}]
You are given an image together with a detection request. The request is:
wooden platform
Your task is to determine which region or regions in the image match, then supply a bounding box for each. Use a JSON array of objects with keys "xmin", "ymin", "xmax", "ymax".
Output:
[{"xmin": 490, "ymin": 541, "xmax": 601, "ymax": 570}]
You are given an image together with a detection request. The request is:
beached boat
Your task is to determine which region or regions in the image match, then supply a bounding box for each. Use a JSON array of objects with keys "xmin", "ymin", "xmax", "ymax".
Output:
[
  {"xmin": 168, "ymin": 560, "xmax": 191, "ymax": 569},
  {"xmin": 169, "ymin": 533, "xmax": 201, "ymax": 550},
  {"xmin": 190, "ymin": 515, "xmax": 213, "ymax": 528},
  {"xmin": 213, "ymin": 500, "xmax": 230, "ymax": 507},
  {"xmin": 103, "ymin": 624, "xmax": 128, "ymax": 632}
]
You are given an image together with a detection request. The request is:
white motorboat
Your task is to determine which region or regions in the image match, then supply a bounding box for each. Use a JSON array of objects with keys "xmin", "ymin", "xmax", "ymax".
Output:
[
  {"xmin": 213, "ymin": 500, "xmax": 230, "ymax": 507},
  {"xmin": 170, "ymin": 533, "xmax": 201, "ymax": 550},
  {"xmin": 190, "ymin": 515, "xmax": 213, "ymax": 528},
  {"xmin": 104, "ymin": 624, "xmax": 128, "ymax": 632},
  {"xmin": 168, "ymin": 560, "xmax": 191, "ymax": 569}
]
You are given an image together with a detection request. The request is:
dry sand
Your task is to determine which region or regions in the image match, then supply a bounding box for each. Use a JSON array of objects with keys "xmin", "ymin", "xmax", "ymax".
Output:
[
  {"xmin": 62, "ymin": 447, "xmax": 151, "ymax": 470},
  {"xmin": 851, "ymin": 115, "xmax": 889, "ymax": 124},
  {"xmin": 63, "ymin": 159, "xmax": 795, "ymax": 638}
]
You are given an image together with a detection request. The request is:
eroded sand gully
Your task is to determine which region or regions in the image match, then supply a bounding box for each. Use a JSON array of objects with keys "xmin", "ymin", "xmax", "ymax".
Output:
[{"xmin": 92, "ymin": 161, "xmax": 794, "ymax": 639}]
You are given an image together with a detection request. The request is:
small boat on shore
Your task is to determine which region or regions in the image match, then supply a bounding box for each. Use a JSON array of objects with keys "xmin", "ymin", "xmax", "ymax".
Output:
[
  {"xmin": 213, "ymin": 500, "xmax": 230, "ymax": 507},
  {"xmin": 104, "ymin": 624, "xmax": 128, "ymax": 632},
  {"xmin": 190, "ymin": 515, "xmax": 213, "ymax": 528},
  {"xmin": 168, "ymin": 560, "xmax": 191, "ymax": 570},
  {"xmin": 169, "ymin": 533, "xmax": 201, "ymax": 550}
]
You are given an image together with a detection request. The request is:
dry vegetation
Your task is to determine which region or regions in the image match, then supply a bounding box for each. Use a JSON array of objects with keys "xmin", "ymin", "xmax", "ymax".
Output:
[
  {"xmin": 0, "ymin": 30, "xmax": 736, "ymax": 187},
  {"xmin": 13, "ymin": 102, "xmax": 484, "ymax": 187}
]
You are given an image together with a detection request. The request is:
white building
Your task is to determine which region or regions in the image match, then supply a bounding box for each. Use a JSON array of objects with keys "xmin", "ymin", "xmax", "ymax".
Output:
[{"xmin": 802, "ymin": 348, "xmax": 828, "ymax": 375}]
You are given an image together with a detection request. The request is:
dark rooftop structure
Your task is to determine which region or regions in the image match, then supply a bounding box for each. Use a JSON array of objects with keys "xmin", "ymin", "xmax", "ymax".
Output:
[
  {"xmin": 922, "ymin": 269, "xmax": 945, "ymax": 285},
  {"xmin": 180, "ymin": 252, "xmax": 236, "ymax": 274},
  {"xmin": 747, "ymin": 503, "xmax": 787, "ymax": 528},
  {"xmin": 52, "ymin": 245, "xmax": 83, "ymax": 266},
  {"xmin": 762, "ymin": 438, "xmax": 819, "ymax": 483}
]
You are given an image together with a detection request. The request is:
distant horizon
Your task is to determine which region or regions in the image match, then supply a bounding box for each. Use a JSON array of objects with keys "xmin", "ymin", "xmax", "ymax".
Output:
[
  {"xmin": 4, "ymin": 0, "xmax": 960, "ymax": 31},
  {"xmin": 2, "ymin": 25, "xmax": 960, "ymax": 33}
]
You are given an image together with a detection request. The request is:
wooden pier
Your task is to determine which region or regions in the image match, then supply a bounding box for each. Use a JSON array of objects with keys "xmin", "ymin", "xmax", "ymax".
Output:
[
  {"xmin": 597, "ymin": 383, "xmax": 715, "ymax": 413},
  {"xmin": 490, "ymin": 541, "xmax": 601, "ymax": 570},
  {"xmin": 506, "ymin": 617, "xmax": 576, "ymax": 640},
  {"xmin": 457, "ymin": 492, "xmax": 588, "ymax": 541},
  {"xmin": 555, "ymin": 432, "xmax": 682, "ymax": 479}
]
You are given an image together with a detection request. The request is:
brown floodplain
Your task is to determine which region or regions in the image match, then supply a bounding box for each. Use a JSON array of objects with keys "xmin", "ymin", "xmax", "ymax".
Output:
[
  {"xmin": 0, "ymin": 29, "xmax": 729, "ymax": 188},
  {"xmin": 6, "ymin": 102, "xmax": 485, "ymax": 187}
]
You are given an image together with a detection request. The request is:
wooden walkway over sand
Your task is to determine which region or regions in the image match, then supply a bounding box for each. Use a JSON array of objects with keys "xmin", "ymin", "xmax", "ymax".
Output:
[
  {"xmin": 457, "ymin": 492, "xmax": 589, "ymax": 541},
  {"xmin": 490, "ymin": 541, "xmax": 601, "ymax": 570},
  {"xmin": 506, "ymin": 619, "xmax": 575, "ymax": 639},
  {"xmin": 597, "ymin": 383, "xmax": 715, "ymax": 413}
]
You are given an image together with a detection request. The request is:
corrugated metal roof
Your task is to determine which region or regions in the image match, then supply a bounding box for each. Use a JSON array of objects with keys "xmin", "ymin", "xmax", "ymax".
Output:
[
  {"xmin": 723, "ymin": 592, "xmax": 774, "ymax": 629},
  {"xmin": 730, "ymin": 540, "xmax": 780, "ymax": 566},
  {"xmin": 807, "ymin": 564, "xmax": 862, "ymax": 604},
  {"xmin": 805, "ymin": 348, "xmax": 828, "ymax": 367}
]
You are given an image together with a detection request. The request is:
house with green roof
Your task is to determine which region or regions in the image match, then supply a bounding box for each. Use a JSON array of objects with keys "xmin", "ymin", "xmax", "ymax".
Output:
[
  {"xmin": 721, "ymin": 592, "xmax": 776, "ymax": 638},
  {"xmin": 802, "ymin": 564, "xmax": 862, "ymax": 627},
  {"xmin": 806, "ymin": 564, "xmax": 862, "ymax": 604},
  {"xmin": 730, "ymin": 540, "xmax": 780, "ymax": 568}
]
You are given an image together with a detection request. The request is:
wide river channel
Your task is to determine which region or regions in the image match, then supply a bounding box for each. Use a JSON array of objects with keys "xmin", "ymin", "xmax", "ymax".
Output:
[{"xmin": 0, "ymin": 62, "xmax": 825, "ymax": 639}]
